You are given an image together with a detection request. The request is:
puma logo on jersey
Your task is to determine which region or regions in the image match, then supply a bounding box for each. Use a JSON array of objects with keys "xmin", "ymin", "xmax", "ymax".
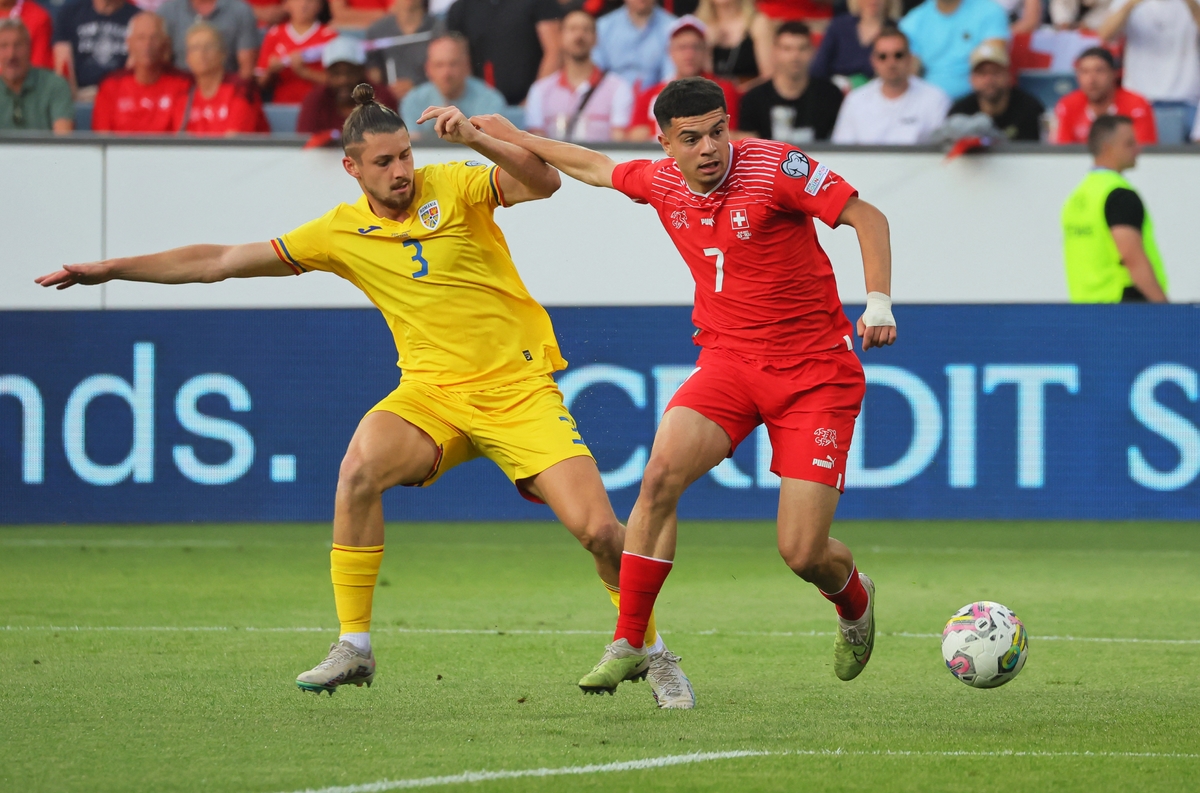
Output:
[
  {"xmin": 812, "ymin": 455, "xmax": 835, "ymax": 469},
  {"xmin": 701, "ymin": 217, "xmax": 714, "ymax": 226}
]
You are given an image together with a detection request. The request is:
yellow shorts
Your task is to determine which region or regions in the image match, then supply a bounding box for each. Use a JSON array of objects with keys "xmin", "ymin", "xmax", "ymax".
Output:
[{"xmin": 367, "ymin": 373, "xmax": 594, "ymax": 497}]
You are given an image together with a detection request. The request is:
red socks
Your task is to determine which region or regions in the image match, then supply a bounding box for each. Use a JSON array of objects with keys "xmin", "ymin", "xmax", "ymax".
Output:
[
  {"xmin": 613, "ymin": 552, "xmax": 673, "ymax": 648},
  {"xmin": 822, "ymin": 566, "xmax": 868, "ymax": 621}
]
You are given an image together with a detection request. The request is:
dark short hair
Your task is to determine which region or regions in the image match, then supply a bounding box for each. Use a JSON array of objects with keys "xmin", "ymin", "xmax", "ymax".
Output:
[
  {"xmin": 873, "ymin": 25, "xmax": 909, "ymax": 51},
  {"xmin": 343, "ymin": 83, "xmax": 407, "ymax": 152},
  {"xmin": 1076, "ymin": 46, "xmax": 1115, "ymax": 69},
  {"xmin": 776, "ymin": 20, "xmax": 811, "ymax": 40},
  {"xmin": 1088, "ymin": 114, "xmax": 1132, "ymax": 156},
  {"xmin": 562, "ymin": 7, "xmax": 595, "ymax": 25},
  {"xmin": 653, "ymin": 76, "xmax": 727, "ymax": 131}
]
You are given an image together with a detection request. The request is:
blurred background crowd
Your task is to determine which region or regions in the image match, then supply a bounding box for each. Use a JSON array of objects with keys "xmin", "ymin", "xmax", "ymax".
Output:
[{"xmin": 1, "ymin": 0, "xmax": 1196, "ymax": 144}]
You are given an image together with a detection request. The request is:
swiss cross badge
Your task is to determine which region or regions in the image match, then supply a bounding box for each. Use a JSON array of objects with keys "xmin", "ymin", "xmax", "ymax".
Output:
[{"xmin": 730, "ymin": 209, "xmax": 749, "ymax": 229}]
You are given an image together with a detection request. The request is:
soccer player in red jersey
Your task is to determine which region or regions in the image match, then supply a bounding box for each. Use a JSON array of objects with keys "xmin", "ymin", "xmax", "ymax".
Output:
[{"xmin": 472, "ymin": 75, "xmax": 897, "ymax": 702}]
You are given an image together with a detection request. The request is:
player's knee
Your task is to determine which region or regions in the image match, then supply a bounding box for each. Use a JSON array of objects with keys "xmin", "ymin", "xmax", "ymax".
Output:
[
  {"xmin": 574, "ymin": 515, "xmax": 622, "ymax": 558},
  {"xmin": 639, "ymin": 457, "xmax": 687, "ymax": 509},
  {"xmin": 336, "ymin": 451, "xmax": 384, "ymax": 501},
  {"xmin": 778, "ymin": 539, "xmax": 826, "ymax": 580}
]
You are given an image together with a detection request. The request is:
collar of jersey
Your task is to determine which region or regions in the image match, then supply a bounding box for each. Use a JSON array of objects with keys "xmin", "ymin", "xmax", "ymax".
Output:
[
  {"xmin": 682, "ymin": 142, "xmax": 735, "ymax": 199},
  {"xmin": 353, "ymin": 191, "xmax": 418, "ymax": 227}
]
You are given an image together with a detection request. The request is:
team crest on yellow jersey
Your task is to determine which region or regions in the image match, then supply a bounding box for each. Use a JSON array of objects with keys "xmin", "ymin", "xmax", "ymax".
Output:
[{"xmin": 418, "ymin": 200, "xmax": 441, "ymax": 231}]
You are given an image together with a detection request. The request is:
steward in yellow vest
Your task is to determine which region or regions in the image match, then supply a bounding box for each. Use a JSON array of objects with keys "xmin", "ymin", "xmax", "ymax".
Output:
[{"xmin": 1061, "ymin": 114, "xmax": 1169, "ymax": 303}]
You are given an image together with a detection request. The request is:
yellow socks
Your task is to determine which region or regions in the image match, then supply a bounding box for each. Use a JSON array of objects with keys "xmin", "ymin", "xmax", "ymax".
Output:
[
  {"xmin": 605, "ymin": 582, "xmax": 658, "ymax": 649},
  {"xmin": 330, "ymin": 543, "xmax": 384, "ymax": 634}
]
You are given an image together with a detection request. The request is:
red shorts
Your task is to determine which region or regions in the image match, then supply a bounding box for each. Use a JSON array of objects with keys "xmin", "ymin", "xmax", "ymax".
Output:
[{"xmin": 666, "ymin": 347, "xmax": 865, "ymax": 492}]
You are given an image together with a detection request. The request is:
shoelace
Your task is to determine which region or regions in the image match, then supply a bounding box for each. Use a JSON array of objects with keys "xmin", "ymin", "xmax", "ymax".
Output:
[
  {"xmin": 648, "ymin": 651, "xmax": 686, "ymax": 698},
  {"xmin": 840, "ymin": 618, "xmax": 870, "ymax": 646},
  {"xmin": 315, "ymin": 643, "xmax": 357, "ymax": 671}
]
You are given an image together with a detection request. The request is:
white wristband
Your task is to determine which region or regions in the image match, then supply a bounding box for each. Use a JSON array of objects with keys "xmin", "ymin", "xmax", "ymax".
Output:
[{"xmin": 862, "ymin": 291, "xmax": 896, "ymax": 328}]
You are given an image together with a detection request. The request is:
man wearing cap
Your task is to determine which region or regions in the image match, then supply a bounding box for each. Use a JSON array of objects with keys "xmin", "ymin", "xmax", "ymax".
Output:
[
  {"xmin": 625, "ymin": 15, "xmax": 739, "ymax": 140},
  {"xmin": 947, "ymin": 41, "xmax": 1044, "ymax": 142},
  {"xmin": 1062, "ymin": 114, "xmax": 1168, "ymax": 303},
  {"xmin": 297, "ymin": 36, "xmax": 396, "ymax": 136},
  {"xmin": 400, "ymin": 33, "xmax": 506, "ymax": 140},
  {"xmin": 1054, "ymin": 46, "xmax": 1157, "ymax": 145}
]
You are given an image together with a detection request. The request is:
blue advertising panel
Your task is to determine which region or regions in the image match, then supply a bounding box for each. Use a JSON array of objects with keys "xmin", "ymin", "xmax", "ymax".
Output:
[{"xmin": 1, "ymin": 306, "xmax": 1198, "ymax": 523}]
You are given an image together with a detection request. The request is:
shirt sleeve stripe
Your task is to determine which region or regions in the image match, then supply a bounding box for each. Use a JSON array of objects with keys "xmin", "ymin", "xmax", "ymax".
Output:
[
  {"xmin": 489, "ymin": 165, "xmax": 507, "ymax": 207},
  {"xmin": 271, "ymin": 237, "xmax": 306, "ymax": 274}
]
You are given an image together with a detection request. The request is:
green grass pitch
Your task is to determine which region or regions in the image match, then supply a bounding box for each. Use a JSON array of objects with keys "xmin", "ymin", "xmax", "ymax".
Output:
[{"xmin": 2, "ymin": 520, "xmax": 1198, "ymax": 792}]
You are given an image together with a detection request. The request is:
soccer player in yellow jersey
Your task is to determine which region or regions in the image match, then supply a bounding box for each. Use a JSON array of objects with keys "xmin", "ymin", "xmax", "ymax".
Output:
[{"xmin": 35, "ymin": 84, "xmax": 696, "ymax": 709}]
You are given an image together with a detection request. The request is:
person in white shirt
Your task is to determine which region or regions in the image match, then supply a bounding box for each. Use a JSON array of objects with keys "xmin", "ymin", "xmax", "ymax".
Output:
[
  {"xmin": 831, "ymin": 28, "xmax": 951, "ymax": 145},
  {"xmin": 1098, "ymin": 0, "xmax": 1200, "ymax": 144},
  {"xmin": 525, "ymin": 9, "xmax": 633, "ymax": 142}
]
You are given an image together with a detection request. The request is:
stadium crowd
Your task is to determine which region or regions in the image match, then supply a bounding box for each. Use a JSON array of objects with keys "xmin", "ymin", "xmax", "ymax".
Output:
[{"xmin": 1, "ymin": 0, "xmax": 1198, "ymax": 143}]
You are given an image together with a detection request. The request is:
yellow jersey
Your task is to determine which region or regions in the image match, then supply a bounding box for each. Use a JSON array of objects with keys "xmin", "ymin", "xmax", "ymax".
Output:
[{"xmin": 272, "ymin": 160, "xmax": 567, "ymax": 389}]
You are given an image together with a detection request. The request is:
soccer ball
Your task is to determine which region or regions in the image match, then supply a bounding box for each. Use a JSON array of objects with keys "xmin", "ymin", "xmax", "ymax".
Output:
[{"xmin": 941, "ymin": 601, "xmax": 1029, "ymax": 689}]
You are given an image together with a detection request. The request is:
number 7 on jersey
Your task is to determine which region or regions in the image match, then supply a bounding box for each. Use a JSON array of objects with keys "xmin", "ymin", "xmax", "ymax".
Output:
[{"xmin": 704, "ymin": 247, "xmax": 725, "ymax": 293}]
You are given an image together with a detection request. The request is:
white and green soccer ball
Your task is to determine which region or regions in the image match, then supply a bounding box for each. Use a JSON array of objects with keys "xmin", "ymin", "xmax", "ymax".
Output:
[{"xmin": 941, "ymin": 601, "xmax": 1029, "ymax": 689}]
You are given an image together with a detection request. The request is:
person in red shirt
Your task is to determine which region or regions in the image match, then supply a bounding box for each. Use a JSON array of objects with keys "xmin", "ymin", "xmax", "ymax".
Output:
[
  {"xmin": 328, "ymin": 0, "xmax": 387, "ymax": 29},
  {"xmin": 1054, "ymin": 46, "xmax": 1157, "ymax": 145},
  {"xmin": 181, "ymin": 21, "xmax": 268, "ymax": 133},
  {"xmin": 92, "ymin": 12, "xmax": 193, "ymax": 132},
  {"xmin": 627, "ymin": 15, "xmax": 740, "ymax": 140},
  {"xmin": 1, "ymin": 0, "xmax": 52, "ymax": 69},
  {"xmin": 471, "ymin": 75, "xmax": 896, "ymax": 703},
  {"xmin": 255, "ymin": 0, "xmax": 336, "ymax": 103}
]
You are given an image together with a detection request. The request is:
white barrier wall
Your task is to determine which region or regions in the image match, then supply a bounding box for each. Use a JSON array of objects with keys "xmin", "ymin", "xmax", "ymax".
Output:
[{"xmin": 2, "ymin": 142, "xmax": 1197, "ymax": 308}]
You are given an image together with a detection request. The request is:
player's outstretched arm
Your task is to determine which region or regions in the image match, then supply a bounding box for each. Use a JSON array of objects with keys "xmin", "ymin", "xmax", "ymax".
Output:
[
  {"xmin": 468, "ymin": 113, "xmax": 618, "ymax": 190},
  {"xmin": 34, "ymin": 242, "xmax": 293, "ymax": 290},
  {"xmin": 836, "ymin": 196, "xmax": 897, "ymax": 351},
  {"xmin": 415, "ymin": 105, "xmax": 562, "ymax": 205}
]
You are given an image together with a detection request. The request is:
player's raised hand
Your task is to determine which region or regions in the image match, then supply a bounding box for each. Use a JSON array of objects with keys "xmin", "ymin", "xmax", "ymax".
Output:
[
  {"xmin": 34, "ymin": 262, "xmax": 115, "ymax": 290},
  {"xmin": 469, "ymin": 113, "xmax": 521, "ymax": 144},
  {"xmin": 415, "ymin": 105, "xmax": 479, "ymax": 145},
  {"xmin": 857, "ymin": 291, "xmax": 897, "ymax": 351}
]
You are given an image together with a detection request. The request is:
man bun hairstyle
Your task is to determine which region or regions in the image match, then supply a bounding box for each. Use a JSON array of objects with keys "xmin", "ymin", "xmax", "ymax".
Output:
[
  {"xmin": 653, "ymin": 76, "xmax": 727, "ymax": 132},
  {"xmin": 1088, "ymin": 114, "xmax": 1132, "ymax": 156},
  {"xmin": 342, "ymin": 83, "xmax": 407, "ymax": 151}
]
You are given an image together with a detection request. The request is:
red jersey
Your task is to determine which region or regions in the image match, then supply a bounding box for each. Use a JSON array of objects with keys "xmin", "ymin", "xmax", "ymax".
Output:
[
  {"xmin": 182, "ymin": 78, "xmax": 270, "ymax": 134},
  {"xmin": 255, "ymin": 22, "xmax": 337, "ymax": 104},
  {"xmin": 1054, "ymin": 88, "xmax": 1157, "ymax": 145},
  {"xmin": 91, "ymin": 69, "xmax": 193, "ymax": 133},
  {"xmin": 7, "ymin": 0, "xmax": 53, "ymax": 69},
  {"xmin": 629, "ymin": 75, "xmax": 740, "ymax": 136},
  {"xmin": 756, "ymin": 0, "xmax": 832, "ymax": 20},
  {"xmin": 612, "ymin": 138, "xmax": 858, "ymax": 358}
]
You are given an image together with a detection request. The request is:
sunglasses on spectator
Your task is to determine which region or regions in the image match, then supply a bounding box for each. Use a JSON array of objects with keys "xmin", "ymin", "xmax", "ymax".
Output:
[{"xmin": 873, "ymin": 50, "xmax": 909, "ymax": 61}]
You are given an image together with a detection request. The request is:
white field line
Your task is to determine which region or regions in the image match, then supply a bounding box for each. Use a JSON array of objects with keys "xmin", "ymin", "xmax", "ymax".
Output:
[
  {"xmin": 3, "ymin": 625, "xmax": 1199, "ymax": 644},
  {"xmin": 281, "ymin": 748, "xmax": 1200, "ymax": 793}
]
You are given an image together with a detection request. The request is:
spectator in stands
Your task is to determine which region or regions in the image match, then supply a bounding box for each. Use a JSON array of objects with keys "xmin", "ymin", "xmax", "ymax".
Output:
[
  {"xmin": 947, "ymin": 40, "xmax": 1043, "ymax": 141},
  {"xmin": 400, "ymin": 32, "xmax": 502, "ymax": 137},
  {"xmin": 256, "ymin": 0, "xmax": 336, "ymax": 103},
  {"xmin": 0, "ymin": 19, "xmax": 73, "ymax": 132},
  {"xmin": 53, "ymin": 0, "xmax": 138, "ymax": 101},
  {"xmin": 738, "ymin": 21, "xmax": 842, "ymax": 142},
  {"xmin": 445, "ymin": 0, "xmax": 561, "ymax": 105},
  {"xmin": 0, "ymin": 0, "xmax": 50, "ymax": 70},
  {"xmin": 831, "ymin": 27, "xmax": 950, "ymax": 143},
  {"xmin": 297, "ymin": 36, "xmax": 394, "ymax": 134},
  {"xmin": 810, "ymin": 0, "xmax": 893, "ymax": 89},
  {"xmin": 1097, "ymin": 0, "xmax": 1200, "ymax": 144},
  {"xmin": 181, "ymin": 21, "xmax": 268, "ymax": 133},
  {"xmin": 625, "ymin": 15, "xmax": 739, "ymax": 139},
  {"xmin": 757, "ymin": 0, "xmax": 832, "ymax": 28},
  {"xmin": 696, "ymin": 0, "xmax": 766, "ymax": 85},
  {"xmin": 1062, "ymin": 115, "xmax": 1168, "ymax": 302},
  {"xmin": 92, "ymin": 12, "xmax": 192, "ymax": 131},
  {"xmin": 524, "ymin": 9, "xmax": 633, "ymax": 141},
  {"xmin": 159, "ymin": 0, "xmax": 258, "ymax": 80},
  {"xmin": 899, "ymin": 0, "xmax": 1009, "ymax": 100},
  {"xmin": 365, "ymin": 0, "xmax": 438, "ymax": 101},
  {"xmin": 592, "ymin": 0, "xmax": 674, "ymax": 91},
  {"xmin": 329, "ymin": 0, "xmax": 388, "ymax": 29},
  {"xmin": 1054, "ymin": 47, "xmax": 1157, "ymax": 144},
  {"xmin": 245, "ymin": 0, "xmax": 288, "ymax": 28}
]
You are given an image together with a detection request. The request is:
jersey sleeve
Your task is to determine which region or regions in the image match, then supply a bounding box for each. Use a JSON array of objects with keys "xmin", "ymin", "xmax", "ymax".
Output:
[
  {"xmin": 610, "ymin": 159, "xmax": 656, "ymax": 204},
  {"xmin": 443, "ymin": 160, "xmax": 505, "ymax": 208},
  {"xmin": 1104, "ymin": 188, "xmax": 1145, "ymax": 229},
  {"xmin": 273, "ymin": 209, "xmax": 339, "ymax": 274},
  {"xmin": 771, "ymin": 147, "xmax": 858, "ymax": 228}
]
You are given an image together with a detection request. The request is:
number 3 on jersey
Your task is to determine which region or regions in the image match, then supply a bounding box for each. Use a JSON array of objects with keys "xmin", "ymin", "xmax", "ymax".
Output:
[
  {"xmin": 704, "ymin": 247, "xmax": 725, "ymax": 292},
  {"xmin": 404, "ymin": 239, "xmax": 429, "ymax": 278}
]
